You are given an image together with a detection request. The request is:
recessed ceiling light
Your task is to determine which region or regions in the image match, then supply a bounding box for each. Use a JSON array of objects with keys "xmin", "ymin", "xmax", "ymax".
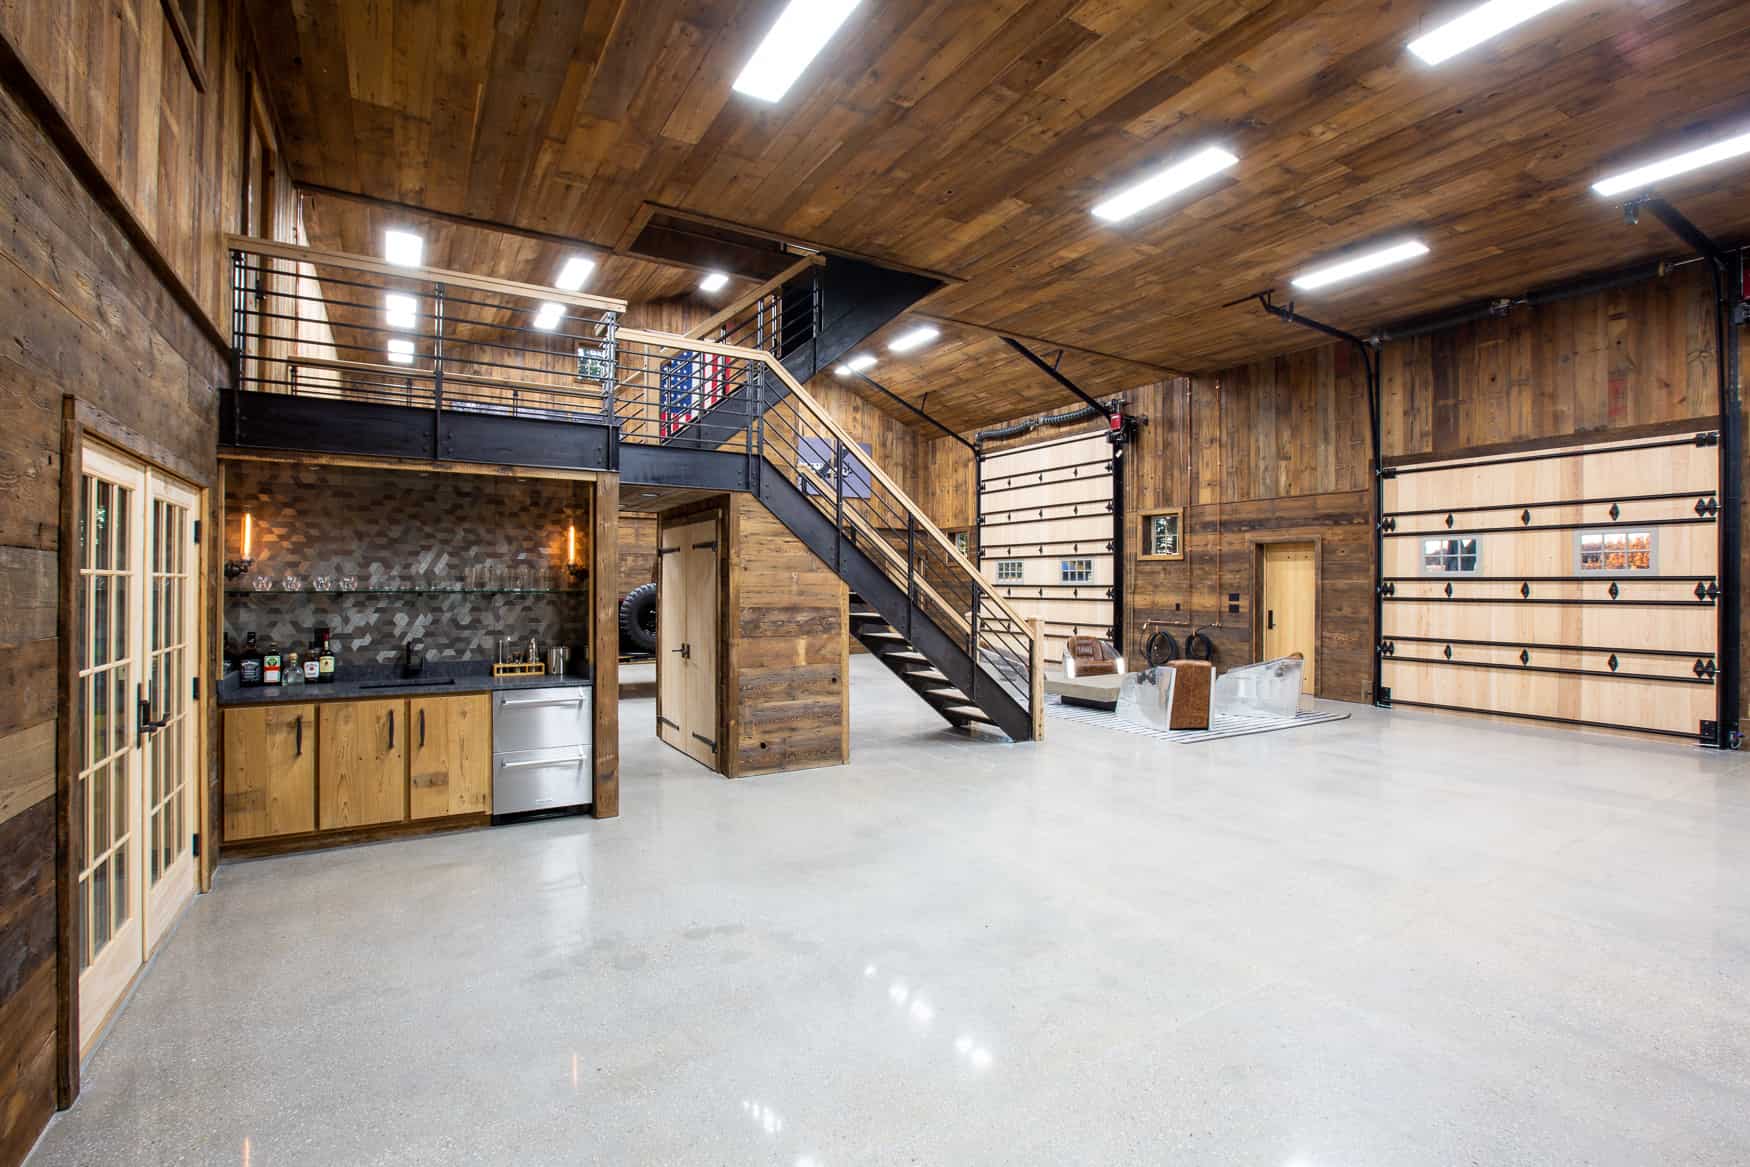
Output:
[
  {"xmin": 383, "ymin": 229, "xmax": 424, "ymax": 267},
  {"xmin": 732, "ymin": 0, "xmax": 861, "ymax": 103},
  {"xmin": 834, "ymin": 354, "xmax": 877, "ymax": 376},
  {"xmin": 554, "ymin": 256, "xmax": 595, "ymax": 291},
  {"xmin": 1091, "ymin": 146, "xmax": 1238, "ymax": 223},
  {"xmin": 383, "ymin": 292, "xmax": 417, "ymax": 329},
  {"xmin": 888, "ymin": 325, "xmax": 940, "ymax": 353},
  {"xmin": 699, "ymin": 271, "xmax": 730, "ymax": 293},
  {"xmin": 386, "ymin": 338, "xmax": 415, "ymax": 365},
  {"xmin": 1407, "ymin": 0, "xmax": 1576, "ymax": 66},
  {"xmin": 1291, "ymin": 240, "xmax": 1431, "ymax": 291},
  {"xmin": 1592, "ymin": 130, "xmax": 1750, "ymax": 198},
  {"xmin": 533, "ymin": 303, "xmax": 566, "ymax": 331}
]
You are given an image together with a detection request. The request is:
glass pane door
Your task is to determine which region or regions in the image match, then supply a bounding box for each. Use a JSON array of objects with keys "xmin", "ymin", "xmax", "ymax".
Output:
[
  {"xmin": 144, "ymin": 475, "xmax": 200, "ymax": 953},
  {"xmin": 77, "ymin": 446, "xmax": 146, "ymax": 1051}
]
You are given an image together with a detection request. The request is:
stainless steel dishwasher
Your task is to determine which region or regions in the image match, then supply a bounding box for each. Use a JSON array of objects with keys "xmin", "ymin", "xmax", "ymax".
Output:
[{"xmin": 492, "ymin": 685, "xmax": 593, "ymax": 816}]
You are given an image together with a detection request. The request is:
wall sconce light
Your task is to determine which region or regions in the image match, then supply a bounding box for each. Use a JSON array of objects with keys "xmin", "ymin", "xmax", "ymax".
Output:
[
  {"xmin": 566, "ymin": 522, "xmax": 587, "ymax": 584},
  {"xmin": 225, "ymin": 511, "xmax": 255, "ymax": 579}
]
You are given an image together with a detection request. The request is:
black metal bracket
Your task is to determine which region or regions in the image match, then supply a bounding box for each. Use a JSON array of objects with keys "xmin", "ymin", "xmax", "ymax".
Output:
[
  {"xmin": 1000, "ymin": 336, "xmax": 1115, "ymax": 422},
  {"xmin": 853, "ymin": 372, "xmax": 975, "ymax": 450}
]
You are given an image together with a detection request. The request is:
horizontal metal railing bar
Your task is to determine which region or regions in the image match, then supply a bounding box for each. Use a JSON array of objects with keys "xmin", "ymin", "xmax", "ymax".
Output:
[
  {"xmin": 1384, "ymin": 698, "xmax": 1695, "ymax": 740},
  {"xmin": 1382, "ymin": 574, "xmax": 1716, "ymax": 584},
  {"xmin": 1384, "ymin": 432, "xmax": 1717, "ymax": 477},
  {"xmin": 235, "ymin": 270, "xmax": 618, "ymax": 336},
  {"xmin": 1383, "ymin": 595, "xmax": 1714, "ymax": 607},
  {"xmin": 1384, "ymin": 488, "xmax": 1717, "ymax": 519},
  {"xmin": 229, "ymin": 235, "xmax": 629, "ymax": 314},
  {"xmin": 1382, "ymin": 515, "xmax": 1715, "ymax": 537},
  {"xmin": 1385, "ymin": 654, "xmax": 1711, "ymax": 685},
  {"xmin": 1378, "ymin": 634, "xmax": 1714, "ymax": 658}
]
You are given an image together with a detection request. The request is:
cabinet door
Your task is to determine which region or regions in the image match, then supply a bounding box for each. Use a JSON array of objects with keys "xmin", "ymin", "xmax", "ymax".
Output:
[
  {"xmin": 318, "ymin": 699, "xmax": 407, "ymax": 829},
  {"xmin": 409, "ymin": 694, "xmax": 491, "ymax": 819},
  {"xmin": 223, "ymin": 705, "xmax": 317, "ymax": 840}
]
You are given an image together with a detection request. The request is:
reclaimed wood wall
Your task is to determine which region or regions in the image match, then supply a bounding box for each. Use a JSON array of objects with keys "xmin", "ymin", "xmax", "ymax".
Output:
[
  {"xmin": 0, "ymin": 1, "xmax": 290, "ymax": 1153},
  {"xmin": 725, "ymin": 495, "xmax": 849, "ymax": 778}
]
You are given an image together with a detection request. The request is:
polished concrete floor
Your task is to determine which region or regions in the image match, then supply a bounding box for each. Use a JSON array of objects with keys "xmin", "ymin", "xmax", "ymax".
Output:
[{"xmin": 30, "ymin": 657, "xmax": 1750, "ymax": 1165}]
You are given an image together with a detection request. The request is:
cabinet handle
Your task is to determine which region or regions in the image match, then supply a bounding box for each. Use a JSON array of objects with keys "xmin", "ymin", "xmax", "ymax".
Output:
[
  {"xmin": 294, "ymin": 714, "xmax": 302, "ymax": 757},
  {"xmin": 419, "ymin": 708, "xmax": 426, "ymax": 748},
  {"xmin": 499, "ymin": 696, "xmax": 586, "ymax": 707},
  {"xmin": 388, "ymin": 709, "xmax": 395, "ymax": 750},
  {"xmin": 499, "ymin": 750, "xmax": 588, "ymax": 770}
]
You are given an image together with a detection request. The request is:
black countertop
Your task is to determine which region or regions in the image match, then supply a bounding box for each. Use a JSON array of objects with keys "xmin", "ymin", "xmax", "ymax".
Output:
[{"xmin": 218, "ymin": 660, "xmax": 591, "ymax": 708}]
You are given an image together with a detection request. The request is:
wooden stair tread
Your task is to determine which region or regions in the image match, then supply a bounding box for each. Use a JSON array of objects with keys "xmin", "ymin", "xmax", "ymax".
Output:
[
  {"xmin": 920, "ymin": 687, "xmax": 966, "ymax": 701},
  {"xmin": 942, "ymin": 705, "xmax": 994, "ymax": 722},
  {"xmin": 903, "ymin": 667, "xmax": 948, "ymax": 682},
  {"xmin": 862, "ymin": 630, "xmax": 905, "ymax": 641},
  {"xmin": 884, "ymin": 650, "xmax": 929, "ymax": 662}
]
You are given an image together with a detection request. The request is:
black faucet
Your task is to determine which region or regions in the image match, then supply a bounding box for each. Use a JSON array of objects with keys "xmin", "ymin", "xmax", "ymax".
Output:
[{"xmin": 402, "ymin": 640, "xmax": 424, "ymax": 678}]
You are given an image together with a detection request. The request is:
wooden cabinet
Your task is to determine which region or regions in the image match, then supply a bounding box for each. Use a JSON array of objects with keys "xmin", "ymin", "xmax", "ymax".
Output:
[
  {"xmin": 409, "ymin": 694, "xmax": 491, "ymax": 818},
  {"xmin": 317, "ymin": 698, "xmax": 407, "ymax": 829},
  {"xmin": 222, "ymin": 705, "xmax": 317, "ymax": 840}
]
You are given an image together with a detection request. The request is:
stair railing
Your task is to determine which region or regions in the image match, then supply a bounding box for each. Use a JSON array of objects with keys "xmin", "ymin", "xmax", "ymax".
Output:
[
  {"xmin": 686, "ymin": 255, "xmax": 823, "ymax": 361},
  {"xmin": 616, "ymin": 327, "xmax": 1042, "ymax": 737}
]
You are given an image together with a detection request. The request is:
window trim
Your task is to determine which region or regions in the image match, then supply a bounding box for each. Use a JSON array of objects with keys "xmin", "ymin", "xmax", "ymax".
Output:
[
  {"xmin": 160, "ymin": 0, "xmax": 210, "ymax": 93},
  {"xmin": 1418, "ymin": 536, "xmax": 1483, "ymax": 576},
  {"xmin": 1138, "ymin": 507, "xmax": 1185, "ymax": 562},
  {"xmin": 1573, "ymin": 528, "xmax": 1658, "ymax": 576}
]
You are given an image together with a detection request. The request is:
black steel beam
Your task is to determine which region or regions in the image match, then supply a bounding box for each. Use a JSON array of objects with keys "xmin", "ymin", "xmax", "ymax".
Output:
[
  {"xmin": 854, "ymin": 373, "xmax": 975, "ymax": 450},
  {"xmin": 1000, "ymin": 337, "xmax": 1114, "ymax": 421},
  {"xmin": 1627, "ymin": 198, "xmax": 1743, "ymax": 749}
]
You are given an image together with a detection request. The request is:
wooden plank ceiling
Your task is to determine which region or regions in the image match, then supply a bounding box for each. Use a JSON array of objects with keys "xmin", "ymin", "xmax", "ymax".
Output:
[{"xmin": 250, "ymin": 0, "xmax": 1750, "ymax": 432}]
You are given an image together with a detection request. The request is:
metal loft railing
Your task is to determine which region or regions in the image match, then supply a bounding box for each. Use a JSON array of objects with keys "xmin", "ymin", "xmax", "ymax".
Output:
[
  {"xmin": 614, "ymin": 327, "xmax": 1044, "ymax": 736},
  {"xmin": 685, "ymin": 255, "xmax": 823, "ymax": 362},
  {"xmin": 226, "ymin": 234, "xmax": 628, "ymax": 423}
]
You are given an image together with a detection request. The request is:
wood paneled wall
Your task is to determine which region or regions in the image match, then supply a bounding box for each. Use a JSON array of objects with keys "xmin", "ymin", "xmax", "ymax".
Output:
[
  {"xmin": 0, "ymin": 3, "xmax": 292, "ymax": 1156},
  {"xmin": 808, "ymin": 379, "xmax": 923, "ymax": 502},
  {"xmin": 725, "ymin": 496, "xmax": 848, "ymax": 778}
]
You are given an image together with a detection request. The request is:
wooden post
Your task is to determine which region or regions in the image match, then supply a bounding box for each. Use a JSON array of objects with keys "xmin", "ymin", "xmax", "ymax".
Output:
[
  {"xmin": 591, "ymin": 475, "xmax": 619, "ymax": 817},
  {"xmin": 1029, "ymin": 617, "xmax": 1045, "ymax": 742}
]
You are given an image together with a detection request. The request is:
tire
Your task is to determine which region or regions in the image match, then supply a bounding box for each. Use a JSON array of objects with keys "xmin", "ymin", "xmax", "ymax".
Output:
[
  {"xmin": 1144, "ymin": 630, "xmax": 1179, "ymax": 667},
  {"xmin": 618, "ymin": 582, "xmax": 658, "ymax": 654}
]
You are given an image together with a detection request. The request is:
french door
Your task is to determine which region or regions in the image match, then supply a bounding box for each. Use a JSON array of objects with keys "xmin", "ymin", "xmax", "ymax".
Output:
[{"xmin": 77, "ymin": 444, "xmax": 202, "ymax": 1051}]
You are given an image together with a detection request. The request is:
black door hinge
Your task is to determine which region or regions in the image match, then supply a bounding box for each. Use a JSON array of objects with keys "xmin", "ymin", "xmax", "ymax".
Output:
[
  {"xmin": 192, "ymin": 518, "xmax": 202, "ymax": 544},
  {"xmin": 192, "ymin": 833, "xmax": 200, "ymax": 858},
  {"xmin": 1375, "ymin": 686, "xmax": 1392, "ymax": 707},
  {"xmin": 192, "ymin": 675, "xmax": 201, "ymax": 700}
]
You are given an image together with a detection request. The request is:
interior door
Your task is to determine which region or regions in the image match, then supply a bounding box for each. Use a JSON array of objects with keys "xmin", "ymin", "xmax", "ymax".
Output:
[
  {"xmin": 142, "ymin": 475, "xmax": 201, "ymax": 954},
  {"xmin": 76, "ymin": 446, "xmax": 205, "ymax": 1051},
  {"xmin": 656, "ymin": 516, "xmax": 719, "ymax": 769},
  {"xmin": 1261, "ymin": 542, "xmax": 1318, "ymax": 693}
]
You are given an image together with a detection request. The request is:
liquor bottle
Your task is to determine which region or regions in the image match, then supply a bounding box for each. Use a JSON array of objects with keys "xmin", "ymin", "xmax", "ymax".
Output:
[
  {"xmin": 284, "ymin": 650, "xmax": 303, "ymax": 686},
  {"xmin": 239, "ymin": 632, "xmax": 264, "ymax": 687},
  {"xmin": 318, "ymin": 629, "xmax": 336, "ymax": 683},
  {"xmin": 302, "ymin": 638, "xmax": 321, "ymax": 683},
  {"xmin": 262, "ymin": 640, "xmax": 282, "ymax": 686}
]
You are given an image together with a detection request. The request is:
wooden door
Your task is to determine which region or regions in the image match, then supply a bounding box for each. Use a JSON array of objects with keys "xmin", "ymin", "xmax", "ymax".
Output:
[
  {"xmin": 1261, "ymin": 542, "xmax": 1318, "ymax": 693},
  {"xmin": 222, "ymin": 705, "xmax": 316, "ymax": 839},
  {"xmin": 409, "ymin": 694, "xmax": 491, "ymax": 818},
  {"xmin": 657, "ymin": 516, "xmax": 720, "ymax": 769},
  {"xmin": 318, "ymin": 699, "xmax": 407, "ymax": 828}
]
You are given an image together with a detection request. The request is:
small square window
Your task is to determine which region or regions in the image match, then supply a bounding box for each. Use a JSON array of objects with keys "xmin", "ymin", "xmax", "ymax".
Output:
[
  {"xmin": 953, "ymin": 531, "xmax": 969, "ymax": 555},
  {"xmin": 1419, "ymin": 537, "xmax": 1482, "ymax": 575},
  {"xmin": 995, "ymin": 560, "xmax": 1023, "ymax": 582},
  {"xmin": 1574, "ymin": 529, "xmax": 1656, "ymax": 574},
  {"xmin": 1140, "ymin": 509, "xmax": 1184, "ymax": 560},
  {"xmin": 1061, "ymin": 558, "xmax": 1094, "ymax": 583}
]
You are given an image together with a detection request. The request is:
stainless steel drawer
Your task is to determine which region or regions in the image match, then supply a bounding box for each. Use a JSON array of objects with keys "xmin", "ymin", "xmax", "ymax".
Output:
[
  {"xmin": 493, "ymin": 744, "xmax": 592, "ymax": 816},
  {"xmin": 492, "ymin": 686, "xmax": 591, "ymax": 754}
]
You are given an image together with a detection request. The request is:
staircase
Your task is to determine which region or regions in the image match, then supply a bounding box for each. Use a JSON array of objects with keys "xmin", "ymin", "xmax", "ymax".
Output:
[{"xmin": 219, "ymin": 236, "xmax": 1044, "ymax": 742}]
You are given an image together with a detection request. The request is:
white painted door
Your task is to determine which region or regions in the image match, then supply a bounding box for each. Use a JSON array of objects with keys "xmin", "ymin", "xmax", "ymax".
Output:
[{"xmin": 77, "ymin": 444, "xmax": 202, "ymax": 1052}]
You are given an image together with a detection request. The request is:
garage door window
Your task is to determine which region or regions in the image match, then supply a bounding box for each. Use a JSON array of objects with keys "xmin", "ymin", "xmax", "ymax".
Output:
[
  {"xmin": 1421, "ymin": 537, "xmax": 1481, "ymax": 575},
  {"xmin": 1575, "ymin": 529, "xmax": 1656, "ymax": 574},
  {"xmin": 995, "ymin": 560, "xmax": 1023, "ymax": 582},
  {"xmin": 1061, "ymin": 559, "xmax": 1094, "ymax": 583}
]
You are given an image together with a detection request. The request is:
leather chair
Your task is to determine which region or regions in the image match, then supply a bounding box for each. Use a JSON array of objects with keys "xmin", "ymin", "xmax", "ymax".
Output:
[{"xmin": 1063, "ymin": 636, "xmax": 1125, "ymax": 679}]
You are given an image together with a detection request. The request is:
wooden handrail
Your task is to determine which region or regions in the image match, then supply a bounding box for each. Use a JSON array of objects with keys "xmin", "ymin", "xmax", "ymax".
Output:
[
  {"xmin": 226, "ymin": 234, "xmax": 630, "ymax": 315},
  {"xmin": 685, "ymin": 255, "xmax": 821, "ymax": 341},
  {"xmin": 616, "ymin": 326, "xmax": 1036, "ymax": 636}
]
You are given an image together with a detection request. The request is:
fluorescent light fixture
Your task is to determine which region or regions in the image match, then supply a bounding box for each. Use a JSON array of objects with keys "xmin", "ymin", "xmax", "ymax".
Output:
[
  {"xmin": 383, "ymin": 229, "xmax": 424, "ymax": 267},
  {"xmin": 732, "ymin": 0, "xmax": 861, "ymax": 103},
  {"xmin": 834, "ymin": 354, "xmax": 877, "ymax": 376},
  {"xmin": 699, "ymin": 271, "xmax": 730, "ymax": 293},
  {"xmin": 1408, "ymin": 0, "xmax": 1575, "ymax": 66},
  {"xmin": 554, "ymin": 256, "xmax": 595, "ymax": 291},
  {"xmin": 533, "ymin": 302, "xmax": 565, "ymax": 332},
  {"xmin": 1292, "ymin": 239, "xmax": 1430, "ymax": 291},
  {"xmin": 1592, "ymin": 130, "xmax": 1750, "ymax": 198},
  {"xmin": 386, "ymin": 338, "xmax": 415, "ymax": 365},
  {"xmin": 887, "ymin": 325, "xmax": 940, "ymax": 353},
  {"xmin": 1091, "ymin": 146, "xmax": 1238, "ymax": 223},
  {"xmin": 383, "ymin": 292, "xmax": 417, "ymax": 329}
]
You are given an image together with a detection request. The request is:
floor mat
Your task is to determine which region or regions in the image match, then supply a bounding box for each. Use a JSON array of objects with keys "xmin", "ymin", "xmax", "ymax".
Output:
[{"xmin": 1045, "ymin": 696, "xmax": 1350, "ymax": 742}]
